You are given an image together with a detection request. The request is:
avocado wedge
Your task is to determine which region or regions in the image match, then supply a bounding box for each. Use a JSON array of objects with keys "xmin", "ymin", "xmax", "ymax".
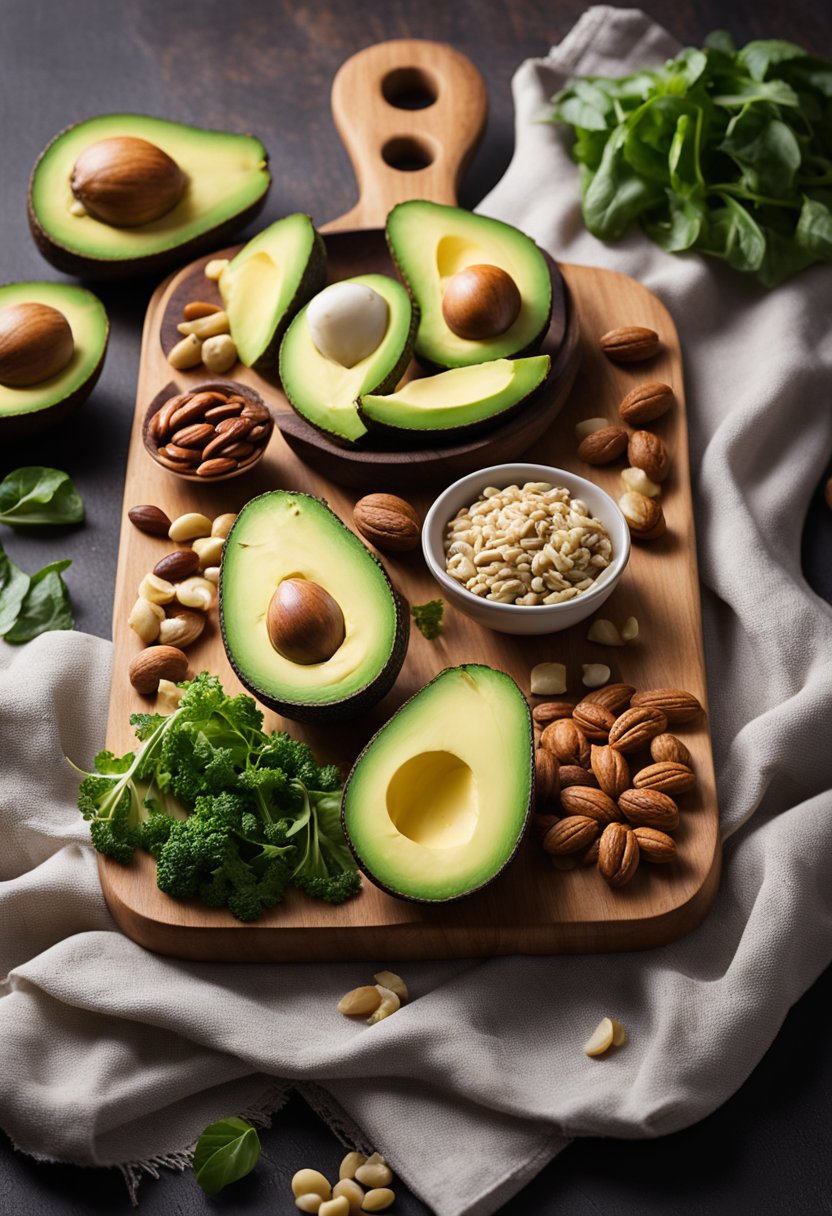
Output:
[
  {"xmin": 218, "ymin": 215, "xmax": 326, "ymax": 370},
  {"xmin": 386, "ymin": 201, "xmax": 552, "ymax": 369},
  {"xmin": 358, "ymin": 354, "xmax": 551, "ymax": 441},
  {"xmin": 29, "ymin": 114, "xmax": 270, "ymax": 278},
  {"xmin": 342, "ymin": 665, "xmax": 534, "ymax": 903},
  {"xmin": 220, "ymin": 491, "xmax": 409, "ymax": 723},
  {"xmin": 279, "ymin": 274, "xmax": 416, "ymax": 444},
  {"xmin": 0, "ymin": 282, "xmax": 108, "ymax": 440}
]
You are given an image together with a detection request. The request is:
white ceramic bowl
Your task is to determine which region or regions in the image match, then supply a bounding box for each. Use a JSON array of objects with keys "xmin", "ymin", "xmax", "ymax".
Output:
[{"xmin": 422, "ymin": 463, "xmax": 630, "ymax": 636}]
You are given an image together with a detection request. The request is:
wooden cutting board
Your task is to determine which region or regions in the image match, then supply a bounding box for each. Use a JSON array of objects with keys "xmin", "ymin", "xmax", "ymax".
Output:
[{"xmin": 99, "ymin": 39, "xmax": 720, "ymax": 960}]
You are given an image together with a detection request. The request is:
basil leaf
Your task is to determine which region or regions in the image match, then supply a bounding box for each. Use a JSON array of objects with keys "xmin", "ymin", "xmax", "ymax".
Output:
[
  {"xmin": 193, "ymin": 1117, "xmax": 261, "ymax": 1196},
  {"xmin": 720, "ymin": 107, "xmax": 802, "ymax": 196},
  {"xmin": 796, "ymin": 196, "xmax": 832, "ymax": 259},
  {"xmin": 0, "ymin": 544, "xmax": 30, "ymax": 636},
  {"xmin": 4, "ymin": 559, "xmax": 73, "ymax": 644},
  {"xmin": 0, "ymin": 468, "xmax": 85, "ymax": 528}
]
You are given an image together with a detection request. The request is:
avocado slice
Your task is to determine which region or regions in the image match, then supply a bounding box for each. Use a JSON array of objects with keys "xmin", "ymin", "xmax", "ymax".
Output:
[
  {"xmin": 386, "ymin": 201, "xmax": 552, "ymax": 369},
  {"xmin": 218, "ymin": 216, "xmax": 326, "ymax": 370},
  {"xmin": 220, "ymin": 491, "xmax": 409, "ymax": 723},
  {"xmin": 279, "ymin": 274, "xmax": 416, "ymax": 444},
  {"xmin": 28, "ymin": 114, "xmax": 270, "ymax": 278},
  {"xmin": 342, "ymin": 665, "xmax": 534, "ymax": 903},
  {"xmin": 358, "ymin": 354, "xmax": 551, "ymax": 440},
  {"xmin": 0, "ymin": 282, "xmax": 108, "ymax": 440}
]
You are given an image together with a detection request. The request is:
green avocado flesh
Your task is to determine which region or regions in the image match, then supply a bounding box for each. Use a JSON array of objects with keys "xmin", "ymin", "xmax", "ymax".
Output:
[
  {"xmin": 359, "ymin": 354, "xmax": 551, "ymax": 436},
  {"xmin": 386, "ymin": 201, "xmax": 552, "ymax": 369},
  {"xmin": 342, "ymin": 665, "xmax": 534, "ymax": 902},
  {"xmin": 279, "ymin": 274, "xmax": 415, "ymax": 443},
  {"xmin": 220, "ymin": 491, "xmax": 407, "ymax": 721},
  {"xmin": 30, "ymin": 114, "xmax": 269, "ymax": 263},
  {"xmin": 219, "ymin": 215, "xmax": 325, "ymax": 369},
  {"xmin": 0, "ymin": 282, "xmax": 108, "ymax": 421}
]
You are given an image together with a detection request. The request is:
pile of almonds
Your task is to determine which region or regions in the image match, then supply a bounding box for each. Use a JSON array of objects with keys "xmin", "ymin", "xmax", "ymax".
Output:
[
  {"xmin": 531, "ymin": 683, "xmax": 703, "ymax": 888},
  {"xmin": 147, "ymin": 387, "xmax": 272, "ymax": 478}
]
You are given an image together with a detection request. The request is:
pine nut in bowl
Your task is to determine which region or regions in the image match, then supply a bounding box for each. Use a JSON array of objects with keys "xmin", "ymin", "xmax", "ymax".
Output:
[
  {"xmin": 422, "ymin": 463, "xmax": 630, "ymax": 636},
  {"xmin": 142, "ymin": 379, "xmax": 274, "ymax": 482}
]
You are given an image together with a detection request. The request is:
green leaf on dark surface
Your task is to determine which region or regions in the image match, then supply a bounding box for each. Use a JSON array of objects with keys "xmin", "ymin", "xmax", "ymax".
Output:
[
  {"xmin": 3, "ymin": 559, "xmax": 73, "ymax": 643},
  {"xmin": 193, "ymin": 1117, "xmax": 261, "ymax": 1196},
  {"xmin": 0, "ymin": 468, "xmax": 85, "ymax": 528},
  {"xmin": 0, "ymin": 544, "xmax": 30, "ymax": 636},
  {"xmin": 738, "ymin": 39, "xmax": 806, "ymax": 83},
  {"xmin": 796, "ymin": 196, "xmax": 832, "ymax": 259}
]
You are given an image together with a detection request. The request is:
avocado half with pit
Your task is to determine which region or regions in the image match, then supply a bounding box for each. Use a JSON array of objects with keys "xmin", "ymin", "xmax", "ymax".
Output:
[
  {"xmin": 386, "ymin": 201, "xmax": 552, "ymax": 369},
  {"xmin": 0, "ymin": 282, "xmax": 108, "ymax": 440},
  {"xmin": 28, "ymin": 114, "xmax": 270, "ymax": 278},
  {"xmin": 220, "ymin": 490, "xmax": 409, "ymax": 723},
  {"xmin": 279, "ymin": 274, "xmax": 416, "ymax": 445},
  {"xmin": 358, "ymin": 354, "xmax": 551, "ymax": 441},
  {"xmin": 218, "ymin": 215, "xmax": 326, "ymax": 370},
  {"xmin": 342, "ymin": 665, "xmax": 534, "ymax": 903}
]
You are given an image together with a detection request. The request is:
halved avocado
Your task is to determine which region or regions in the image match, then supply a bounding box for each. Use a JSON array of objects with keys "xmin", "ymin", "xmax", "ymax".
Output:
[
  {"xmin": 278, "ymin": 274, "xmax": 416, "ymax": 444},
  {"xmin": 218, "ymin": 215, "xmax": 326, "ymax": 370},
  {"xmin": 220, "ymin": 491, "xmax": 409, "ymax": 723},
  {"xmin": 0, "ymin": 282, "xmax": 108, "ymax": 440},
  {"xmin": 358, "ymin": 354, "xmax": 551, "ymax": 441},
  {"xmin": 386, "ymin": 201, "xmax": 552, "ymax": 369},
  {"xmin": 342, "ymin": 665, "xmax": 534, "ymax": 903},
  {"xmin": 28, "ymin": 115, "xmax": 270, "ymax": 278}
]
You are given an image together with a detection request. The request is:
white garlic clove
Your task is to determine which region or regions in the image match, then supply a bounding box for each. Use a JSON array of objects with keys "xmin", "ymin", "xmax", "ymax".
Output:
[{"xmin": 307, "ymin": 283, "xmax": 388, "ymax": 368}]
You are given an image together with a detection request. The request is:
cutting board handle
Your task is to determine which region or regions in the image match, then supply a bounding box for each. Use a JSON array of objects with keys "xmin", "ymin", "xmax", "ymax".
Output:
[{"xmin": 322, "ymin": 39, "xmax": 488, "ymax": 233}]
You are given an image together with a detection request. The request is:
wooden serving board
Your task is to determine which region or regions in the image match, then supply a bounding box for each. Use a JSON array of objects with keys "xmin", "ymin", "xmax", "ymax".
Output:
[{"xmin": 100, "ymin": 40, "xmax": 720, "ymax": 961}]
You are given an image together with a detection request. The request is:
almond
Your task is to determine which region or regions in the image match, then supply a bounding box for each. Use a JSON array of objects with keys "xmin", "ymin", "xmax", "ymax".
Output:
[
  {"xmin": 633, "ymin": 761, "xmax": 696, "ymax": 796},
  {"xmin": 619, "ymin": 491, "xmax": 666, "ymax": 540},
  {"xmin": 631, "ymin": 688, "xmax": 703, "ymax": 723},
  {"xmin": 618, "ymin": 381, "xmax": 674, "ymax": 423},
  {"xmin": 583, "ymin": 683, "xmax": 635, "ymax": 713},
  {"xmin": 170, "ymin": 422, "xmax": 215, "ymax": 449},
  {"xmin": 577, "ymin": 425, "xmax": 629, "ymax": 465},
  {"xmin": 540, "ymin": 718, "xmax": 590, "ymax": 767},
  {"xmin": 590, "ymin": 744, "xmax": 630, "ymax": 799},
  {"xmin": 532, "ymin": 700, "xmax": 577, "ymax": 726},
  {"xmin": 353, "ymin": 493, "xmax": 421, "ymax": 552},
  {"xmin": 152, "ymin": 549, "xmax": 200, "ymax": 582},
  {"xmin": 535, "ymin": 749, "xmax": 560, "ymax": 809},
  {"xmin": 632, "ymin": 827, "xmax": 677, "ymax": 863},
  {"xmin": 530, "ymin": 813, "xmax": 560, "ymax": 843},
  {"xmin": 559, "ymin": 765, "xmax": 598, "ymax": 789},
  {"xmin": 628, "ymin": 430, "xmax": 670, "ymax": 482},
  {"xmin": 650, "ymin": 733, "xmax": 692, "ymax": 766},
  {"xmin": 608, "ymin": 706, "xmax": 668, "ymax": 753},
  {"xmin": 542, "ymin": 815, "xmax": 600, "ymax": 855},
  {"xmin": 560, "ymin": 785, "xmax": 621, "ymax": 824},
  {"xmin": 618, "ymin": 788, "xmax": 679, "ymax": 831},
  {"xmin": 128, "ymin": 504, "xmax": 172, "ymax": 537},
  {"xmin": 128, "ymin": 644, "xmax": 188, "ymax": 694},
  {"xmin": 598, "ymin": 822, "xmax": 640, "ymax": 887},
  {"xmin": 572, "ymin": 701, "xmax": 616, "ymax": 742},
  {"xmin": 599, "ymin": 326, "xmax": 660, "ymax": 363}
]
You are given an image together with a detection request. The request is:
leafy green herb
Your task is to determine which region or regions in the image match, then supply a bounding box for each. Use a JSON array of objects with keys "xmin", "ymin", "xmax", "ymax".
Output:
[
  {"xmin": 74, "ymin": 672, "xmax": 360, "ymax": 921},
  {"xmin": 547, "ymin": 32, "xmax": 832, "ymax": 286},
  {"xmin": 0, "ymin": 545, "xmax": 74, "ymax": 644},
  {"xmin": 193, "ymin": 1117, "xmax": 261, "ymax": 1196},
  {"xmin": 412, "ymin": 599, "xmax": 444, "ymax": 640},
  {"xmin": 0, "ymin": 467, "xmax": 84, "ymax": 528}
]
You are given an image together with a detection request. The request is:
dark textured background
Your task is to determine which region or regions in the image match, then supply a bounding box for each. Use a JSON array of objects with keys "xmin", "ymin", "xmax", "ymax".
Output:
[{"xmin": 1, "ymin": 0, "xmax": 830, "ymax": 1211}]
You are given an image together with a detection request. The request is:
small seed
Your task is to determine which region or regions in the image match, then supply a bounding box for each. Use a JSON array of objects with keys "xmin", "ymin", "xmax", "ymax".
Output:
[
  {"xmin": 128, "ymin": 645, "xmax": 189, "ymax": 694},
  {"xmin": 158, "ymin": 609, "xmax": 205, "ymax": 648},
  {"xmin": 176, "ymin": 310, "xmax": 229, "ymax": 339},
  {"xmin": 530, "ymin": 662, "xmax": 567, "ymax": 696},
  {"xmin": 202, "ymin": 333, "xmax": 238, "ymax": 373},
  {"xmin": 211, "ymin": 513, "xmax": 237, "ymax": 539},
  {"xmin": 203, "ymin": 565, "xmax": 220, "ymax": 585},
  {"xmin": 574, "ymin": 417, "xmax": 609, "ymax": 441},
  {"xmin": 355, "ymin": 1161, "xmax": 393, "ymax": 1190},
  {"xmin": 204, "ymin": 258, "xmax": 229, "ymax": 281},
  {"xmin": 319, "ymin": 1197, "xmax": 350, "ymax": 1216},
  {"xmin": 337, "ymin": 986, "xmax": 382, "ymax": 1016},
  {"xmin": 183, "ymin": 300, "xmax": 221, "ymax": 320},
  {"xmin": 168, "ymin": 512, "xmax": 212, "ymax": 543},
  {"xmin": 174, "ymin": 576, "xmax": 215, "ymax": 611},
  {"xmin": 138, "ymin": 572, "xmax": 176, "ymax": 605},
  {"xmin": 128, "ymin": 597, "xmax": 164, "ymax": 643},
  {"xmin": 620, "ymin": 616, "xmax": 639, "ymax": 641},
  {"xmin": 339, "ymin": 1152, "xmax": 367, "ymax": 1181},
  {"xmin": 361, "ymin": 1189, "xmax": 395, "ymax": 1213},
  {"xmin": 621, "ymin": 466, "xmax": 661, "ymax": 498},
  {"xmin": 153, "ymin": 550, "xmax": 200, "ymax": 582},
  {"xmin": 292, "ymin": 1169, "xmax": 332, "ymax": 1200},
  {"xmin": 333, "ymin": 1178, "xmax": 365, "ymax": 1215},
  {"xmin": 366, "ymin": 985, "xmax": 400, "ymax": 1025},
  {"xmin": 584, "ymin": 1016, "xmax": 615, "ymax": 1056},
  {"xmin": 582, "ymin": 664, "xmax": 611, "ymax": 688},
  {"xmin": 128, "ymin": 505, "xmax": 171, "ymax": 536},
  {"xmin": 587, "ymin": 618, "xmax": 623, "ymax": 646},
  {"xmin": 167, "ymin": 333, "xmax": 202, "ymax": 369},
  {"xmin": 373, "ymin": 970, "xmax": 408, "ymax": 1003},
  {"xmin": 296, "ymin": 1197, "xmax": 323, "ymax": 1214},
  {"xmin": 156, "ymin": 678, "xmax": 184, "ymax": 713},
  {"xmin": 192, "ymin": 535, "xmax": 225, "ymax": 569},
  {"xmin": 197, "ymin": 457, "xmax": 238, "ymax": 477}
]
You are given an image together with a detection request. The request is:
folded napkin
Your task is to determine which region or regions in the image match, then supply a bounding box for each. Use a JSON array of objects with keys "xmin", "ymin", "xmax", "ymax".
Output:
[{"xmin": 2, "ymin": 10, "xmax": 832, "ymax": 1215}]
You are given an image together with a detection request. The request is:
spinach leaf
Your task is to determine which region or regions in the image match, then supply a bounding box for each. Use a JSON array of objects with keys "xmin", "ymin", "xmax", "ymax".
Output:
[
  {"xmin": 720, "ymin": 106, "xmax": 801, "ymax": 197},
  {"xmin": 717, "ymin": 194, "xmax": 767, "ymax": 271},
  {"xmin": 738, "ymin": 40, "xmax": 806, "ymax": 83},
  {"xmin": 4, "ymin": 559, "xmax": 73, "ymax": 644},
  {"xmin": 0, "ymin": 468, "xmax": 85, "ymax": 528},
  {"xmin": 796, "ymin": 196, "xmax": 832, "ymax": 259},
  {"xmin": 193, "ymin": 1117, "xmax": 261, "ymax": 1196},
  {"xmin": 644, "ymin": 191, "xmax": 705, "ymax": 252},
  {"xmin": 0, "ymin": 544, "xmax": 30, "ymax": 636},
  {"xmin": 583, "ymin": 125, "xmax": 665, "ymax": 239}
]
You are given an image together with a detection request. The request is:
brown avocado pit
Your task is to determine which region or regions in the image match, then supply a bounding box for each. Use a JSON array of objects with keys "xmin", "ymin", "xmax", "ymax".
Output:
[
  {"xmin": 0, "ymin": 302, "xmax": 74, "ymax": 388},
  {"xmin": 441, "ymin": 263, "xmax": 521, "ymax": 340},
  {"xmin": 266, "ymin": 578, "xmax": 346, "ymax": 665},
  {"xmin": 70, "ymin": 135, "xmax": 187, "ymax": 227}
]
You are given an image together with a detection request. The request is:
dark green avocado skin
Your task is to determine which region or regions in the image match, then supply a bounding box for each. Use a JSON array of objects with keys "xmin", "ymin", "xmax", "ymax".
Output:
[
  {"xmin": 251, "ymin": 231, "xmax": 327, "ymax": 372},
  {"xmin": 218, "ymin": 491, "xmax": 410, "ymax": 725},
  {"xmin": 0, "ymin": 334, "xmax": 108, "ymax": 442},
  {"xmin": 340, "ymin": 664, "xmax": 536, "ymax": 904}
]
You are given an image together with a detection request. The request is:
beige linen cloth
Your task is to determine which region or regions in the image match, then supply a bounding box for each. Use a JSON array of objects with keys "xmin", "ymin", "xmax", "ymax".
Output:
[{"xmin": 2, "ymin": 10, "xmax": 832, "ymax": 1214}]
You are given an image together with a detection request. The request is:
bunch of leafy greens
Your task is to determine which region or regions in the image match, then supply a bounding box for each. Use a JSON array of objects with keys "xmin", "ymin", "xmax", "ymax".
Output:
[
  {"xmin": 547, "ymin": 33, "xmax": 832, "ymax": 286},
  {"xmin": 411, "ymin": 599, "xmax": 444, "ymax": 640},
  {"xmin": 0, "ymin": 545, "xmax": 73, "ymax": 642},
  {"xmin": 74, "ymin": 672, "xmax": 360, "ymax": 921},
  {"xmin": 0, "ymin": 467, "xmax": 84, "ymax": 527}
]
